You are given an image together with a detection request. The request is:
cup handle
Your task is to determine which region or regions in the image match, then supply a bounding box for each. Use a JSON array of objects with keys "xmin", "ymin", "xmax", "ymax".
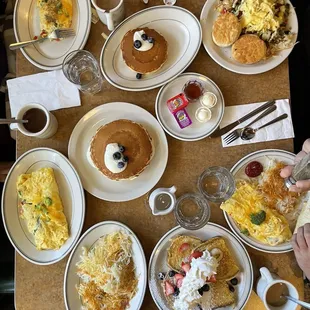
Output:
[
  {"xmin": 105, "ymin": 12, "xmax": 114, "ymax": 31},
  {"xmin": 260, "ymin": 267, "xmax": 274, "ymax": 284},
  {"xmin": 9, "ymin": 123, "xmax": 18, "ymax": 131},
  {"xmin": 169, "ymin": 186, "xmax": 177, "ymax": 194}
]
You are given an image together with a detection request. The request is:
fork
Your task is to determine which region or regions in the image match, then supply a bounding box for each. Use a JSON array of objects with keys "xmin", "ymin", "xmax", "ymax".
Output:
[
  {"xmin": 9, "ymin": 29, "xmax": 76, "ymax": 50},
  {"xmin": 224, "ymin": 104, "xmax": 277, "ymax": 145}
]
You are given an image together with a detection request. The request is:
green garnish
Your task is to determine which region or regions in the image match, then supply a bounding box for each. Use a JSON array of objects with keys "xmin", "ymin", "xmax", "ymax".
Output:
[
  {"xmin": 35, "ymin": 204, "xmax": 42, "ymax": 211},
  {"xmin": 58, "ymin": 9, "xmax": 63, "ymax": 14},
  {"xmin": 241, "ymin": 228, "xmax": 250, "ymax": 236},
  {"xmin": 44, "ymin": 197, "xmax": 52, "ymax": 207},
  {"xmin": 18, "ymin": 191, "xmax": 22, "ymax": 197},
  {"xmin": 250, "ymin": 210, "xmax": 266, "ymax": 225}
]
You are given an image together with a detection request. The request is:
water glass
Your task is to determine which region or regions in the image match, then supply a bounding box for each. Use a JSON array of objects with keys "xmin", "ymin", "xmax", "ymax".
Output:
[
  {"xmin": 62, "ymin": 50, "xmax": 103, "ymax": 95},
  {"xmin": 174, "ymin": 193, "xmax": 210, "ymax": 230},
  {"xmin": 198, "ymin": 166, "xmax": 236, "ymax": 203},
  {"xmin": 163, "ymin": 0, "xmax": 176, "ymax": 5}
]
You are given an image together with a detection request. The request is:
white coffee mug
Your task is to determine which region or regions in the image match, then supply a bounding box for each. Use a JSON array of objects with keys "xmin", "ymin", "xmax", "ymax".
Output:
[
  {"xmin": 10, "ymin": 103, "xmax": 58, "ymax": 139},
  {"xmin": 91, "ymin": 0, "xmax": 125, "ymax": 31},
  {"xmin": 257, "ymin": 267, "xmax": 299, "ymax": 310}
]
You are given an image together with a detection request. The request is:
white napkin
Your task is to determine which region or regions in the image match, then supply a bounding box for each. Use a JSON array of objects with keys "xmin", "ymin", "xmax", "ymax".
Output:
[
  {"xmin": 220, "ymin": 99, "xmax": 294, "ymax": 147},
  {"xmin": 7, "ymin": 70, "xmax": 80, "ymax": 117}
]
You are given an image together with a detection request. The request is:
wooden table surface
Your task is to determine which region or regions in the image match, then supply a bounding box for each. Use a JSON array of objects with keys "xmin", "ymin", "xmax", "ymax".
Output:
[{"xmin": 14, "ymin": 0, "xmax": 304, "ymax": 309}]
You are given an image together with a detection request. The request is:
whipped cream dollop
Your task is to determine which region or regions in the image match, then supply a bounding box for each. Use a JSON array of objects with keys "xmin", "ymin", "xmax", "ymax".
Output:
[
  {"xmin": 133, "ymin": 30, "xmax": 153, "ymax": 52},
  {"xmin": 173, "ymin": 250, "xmax": 218, "ymax": 310},
  {"xmin": 104, "ymin": 143, "xmax": 127, "ymax": 174}
]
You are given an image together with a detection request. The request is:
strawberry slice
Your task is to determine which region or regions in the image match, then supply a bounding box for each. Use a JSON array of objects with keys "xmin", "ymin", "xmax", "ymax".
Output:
[
  {"xmin": 164, "ymin": 281, "xmax": 175, "ymax": 296},
  {"xmin": 176, "ymin": 278, "xmax": 183, "ymax": 288},
  {"xmin": 181, "ymin": 262, "xmax": 191, "ymax": 273},
  {"xmin": 206, "ymin": 275, "xmax": 217, "ymax": 283},
  {"xmin": 179, "ymin": 243, "xmax": 190, "ymax": 252},
  {"xmin": 188, "ymin": 251, "xmax": 203, "ymax": 263},
  {"xmin": 175, "ymin": 273, "xmax": 184, "ymax": 280}
]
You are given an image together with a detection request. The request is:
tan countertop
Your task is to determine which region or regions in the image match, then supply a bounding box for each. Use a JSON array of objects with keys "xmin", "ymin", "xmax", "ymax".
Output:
[{"xmin": 14, "ymin": 0, "xmax": 303, "ymax": 309}]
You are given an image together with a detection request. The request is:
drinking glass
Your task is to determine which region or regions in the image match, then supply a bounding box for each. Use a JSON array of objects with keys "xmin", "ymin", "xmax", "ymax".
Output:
[
  {"xmin": 62, "ymin": 50, "xmax": 103, "ymax": 95},
  {"xmin": 163, "ymin": 0, "xmax": 176, "ymax": 5},
  {"xmin": 198, "ymin": 166, "xmax": 236, "ymax": 203},
  {"xmin": 174, "ymin": 193, "xmax": 210, "ymax": 230}
]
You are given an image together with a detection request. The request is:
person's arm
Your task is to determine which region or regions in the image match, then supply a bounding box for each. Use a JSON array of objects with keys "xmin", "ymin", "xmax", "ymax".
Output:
[{"xmin": 280, "ymin": 138, "xmax": 310, "ymax": 193}]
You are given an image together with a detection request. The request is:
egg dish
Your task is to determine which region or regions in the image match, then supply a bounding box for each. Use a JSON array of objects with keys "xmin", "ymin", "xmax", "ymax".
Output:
[
  {"xmin": 76, "ymin": 231, "xmax": 137, "ymax": 310},
  {"xmin": 17, "ymin": 167, "xmax": 69, "ymax": 250},
  {"xmin": 215, "ymin": 0, "xmax": 295, "ymax": 61},
  {"xmin": 159, "ymin": 235, "xmax": 239, "ymax": 309},
  {"xmin": 37, "ymin": 0, "xmax": 73, "ymax": 35}
]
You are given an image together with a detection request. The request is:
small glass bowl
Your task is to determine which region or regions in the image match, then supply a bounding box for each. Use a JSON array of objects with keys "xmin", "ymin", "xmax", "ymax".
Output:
[
  {"xmin": 198, "ymin": 166, "xmax": 236, "ymax": 203},
  {"xmin": 174, "ymin": 193, "xmax": 211, "ymax": 230},
  {"xmin": 182, "ymin": 80, "xmax": 204, "ymax": 101},
  {"xmin": 195, "ymin": 107, "xmax": 212, "ymax": 123},
  {"xmin": 200, "ymin": 92, "xmax": 217, "ymax": 109}
]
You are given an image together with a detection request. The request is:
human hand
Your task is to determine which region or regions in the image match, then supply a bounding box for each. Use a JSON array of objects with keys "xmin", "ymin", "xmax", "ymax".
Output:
[
  {"xmin": 292, "ymin": 224, "xmax": 310, "ymax": 279},
  {"xmin": 280, "ymin": 138, "xmax": 310, "ymax": 193}
]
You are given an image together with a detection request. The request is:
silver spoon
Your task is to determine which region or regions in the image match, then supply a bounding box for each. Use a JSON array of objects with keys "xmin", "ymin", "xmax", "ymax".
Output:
[
  {"xmin": 240, "ymin": 113, "xmax": 288, "ymax": 141},
  {"xmin": 282, "ymin": 295, "xmax": 310, "ymax": 309},
  {"xmin": 0, "ymin": 118, "xmax": 28, "ymax": 125}
]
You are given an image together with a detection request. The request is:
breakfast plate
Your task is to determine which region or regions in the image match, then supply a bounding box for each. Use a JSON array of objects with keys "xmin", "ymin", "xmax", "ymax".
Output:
[
  {"xmin": 223, "ymin": 149, "xmax": 309, "ymax": 253},
  {"xmin": 200, "ymin": 0, "xmax": 298, "ymax": 74},
  {"xmin": 149, "ymin": 223, "xmax": 253, "ymax": 310},
  {"xmin": 155, "ymin": 72, "xmax": 225, "ymax": 141},
  {"xmin": 13, "ymin": 0, "xmax": 91, "ymax": 70},
  {"xmin": 100, "ymin": 5, "xmax": 202, "ymax": 91},
  {"xmin": 1, "ymin": 148, "xmax": 85, "ymax": 265},
  {"xmin": 64, "ymin": 221, "xmax": 147, "ymax": 310},
  {"xmin": 68, "ymin": 102, "xmax": 168, "ymax": 202}
]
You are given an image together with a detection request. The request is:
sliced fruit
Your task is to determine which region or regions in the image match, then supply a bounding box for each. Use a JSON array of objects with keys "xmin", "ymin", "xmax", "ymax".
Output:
[
  {"xmin": 189, "ymin": 251, "xmax": 203, "ymax": 262},
  {"xmin": 164, "ymin": 281, "xmax": 175, "ymax": 296},
  {"xmin": 181, "ymin": 262, "xmax": 191, "ymax": 273},
  {"xmin": 175, "ymin": 273, "xmax": 184, "ymax": 281},
  {"xmin": 176, "ymin": 278, "xmax": 184, "ymax": 288},
  {"xmin": 206, "ymin": 275, "xmax": 217, "ymax": 283},
  {"xmin": 179, "ymin": 243, "xmax": 190, "ymax": 252}
]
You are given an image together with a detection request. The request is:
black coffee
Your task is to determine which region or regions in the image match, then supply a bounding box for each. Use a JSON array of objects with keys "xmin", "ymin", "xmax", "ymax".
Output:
[
  {"xmin": 23, "ymin": 108, "xmax": 47, "ymax": 133},
  {"xmin": 96, "ymin": 0, "xmax": 119, "ymax": 11}
]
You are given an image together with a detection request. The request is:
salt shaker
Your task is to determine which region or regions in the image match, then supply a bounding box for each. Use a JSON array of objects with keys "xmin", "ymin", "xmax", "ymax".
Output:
[{"xmin": 285, "ymin": 153, "xmax": 310, "ymax": 188}]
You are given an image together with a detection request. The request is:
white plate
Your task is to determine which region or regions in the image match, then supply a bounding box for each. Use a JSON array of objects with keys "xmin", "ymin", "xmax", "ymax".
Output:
[
  {"xmin": 14, "ymin": 0, "xmax": 91, "ymax": 70},
  {"xmin": 224, "ymin": 149, "xmax": 308, "ymax": 253},
  {"xmin": 155, "ymin": 72, "xmax": 224, "ymax": 141},
  {"xmin": 200, "ymin": 0, "xmax": 298, "ymax": 75},
  {"xmin": 1, "ymin": 148, "xmax": 85, "ymax": 265},
  {"xmin": 64, "ymin": 221, "xmax": 147, "ymax": 310},
  {"xmin": 68, "ymin": 102, "xmax": 168, "ymax": 202},
  {"xmin": 100, "ymin": 5, "xmax": 202, "ymax": 91},
  {"xmin": 149, "ymin": 223, "xmax": 253, "ymax": 310}
]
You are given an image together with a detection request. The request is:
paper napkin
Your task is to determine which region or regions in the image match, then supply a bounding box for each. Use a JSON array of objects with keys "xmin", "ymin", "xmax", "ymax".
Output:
[
  {"xmin": 7, "ymin": 70, "xmax": 80, "ymax": 117},
  {"xmin": 220, "ymin": 99, "xmax": 294, "ymax": 148}
]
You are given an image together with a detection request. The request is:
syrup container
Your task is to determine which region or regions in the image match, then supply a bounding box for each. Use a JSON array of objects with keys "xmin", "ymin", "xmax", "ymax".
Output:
[{"xmin": 148, "ymin": 186, "xmax": 177, "ymax": 216}]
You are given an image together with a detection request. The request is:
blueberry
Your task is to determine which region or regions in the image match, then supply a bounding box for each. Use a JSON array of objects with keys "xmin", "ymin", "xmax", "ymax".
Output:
[
  {"xmin": 202, "ymin": 284, "xmax": 210, "ymax": 292},
  {"xmin": 173, "ymin": 287, "xmax": 180, "ymax": 297},
  {"xmin": 136, "ymin": 73, "xmax": 142, "ymax": 80},
  {"xmin": 134, "ymin": 40, "xmax": 142, "ymax": 49},
  {"xmin": 198, "ymin": 288, "xmax": 203, "ymax": 296},
  {"xmin": 118, "ymin": 145, "xmax": 125, "ymax": 153},
  {"xmin": 230, "ymin": 278, "xmax": 238, "ymax": 286},
  {"xmin": 158, "ymin": 272, "xmax": 165, "ymax": 280},
  {"xmin": 229, "ymin": 285, "xmax": 235, "ymax": 292},
  {"xmin": 168, "ymin": 270, "xmax": 176, "ymax": 277},
  {"xmin": 148, "ymin": 37, "xmax": 154, "ymax": 44},
  {"xmin": 113, "ymin": 152, "xmax": 121, "ymax": 160},
  {"xmin": 117, "ymin": 162, "xmax": 125, "ymax": 169},
  {"xmin": 141, "ymin": 33, "xmax": 148, "ymax": 41},
  {"xmin": 123, "ymin": 156, "xmax": 129, "ymax": 163}
]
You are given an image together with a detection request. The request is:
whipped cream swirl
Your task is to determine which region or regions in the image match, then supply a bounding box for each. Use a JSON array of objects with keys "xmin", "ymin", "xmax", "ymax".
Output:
[
  {"xmin": 133, "ymin": 30, "xmax": 153, "ymax": 52},
  {"xmin": 173, "ymin": 250, "xmax": 218, "ymax": 310},
  {"xmin": 104, "ymin": 143, "xmax": 127, "ymax": 174}
]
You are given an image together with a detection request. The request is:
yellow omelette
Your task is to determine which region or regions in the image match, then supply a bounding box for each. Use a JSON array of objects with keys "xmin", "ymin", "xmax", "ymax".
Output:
[{"xmin": 17, "ymin": 167, "xmax": 69, "ymax": 250}]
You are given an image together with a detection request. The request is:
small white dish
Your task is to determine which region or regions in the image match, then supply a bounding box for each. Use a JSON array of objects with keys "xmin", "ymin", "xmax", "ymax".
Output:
[
  {"xmin": 64, "ymin": 221, "xmax": 147, "ymax": 310},
  {"xmin": 68, "ymin": 102, "xmax": 168, "ymax": 202},
  {"xmin": 1, "ymin": 148, "xmax": 85, "ymax": 265},
  {"xmin": 100, "ymin": 5, "xmax": 202, "ymax": 91},
  {"xmin": 14, "ymin": 0, "xmax": 91, "ymax": 70},
  {"xmin": 155, "ymin": 72, "xmax": 224, "ymax": 141},
  {"xmin": 195, "ymin": 107, "xmax": 212, "ymax": 123},
  {"xmin": 148, "ymin": 186, "xmax": 177, "ymax": 216},
  {"xmin": 200, "ymin": 91, "xmax": 217, "ymax": 108}
]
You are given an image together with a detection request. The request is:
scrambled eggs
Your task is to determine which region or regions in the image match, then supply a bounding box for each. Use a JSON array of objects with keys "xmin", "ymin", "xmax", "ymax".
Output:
[
  {"xmin": 221, "ymin": 181, "xmax": 292, "ymax": 246},
  {"xmin": 37, "ymin": 0, "xmax": 73, "ymax": 34},
  {"xmin": 17, "ymin": 167, "xmax": 69, "ymax": 250}
]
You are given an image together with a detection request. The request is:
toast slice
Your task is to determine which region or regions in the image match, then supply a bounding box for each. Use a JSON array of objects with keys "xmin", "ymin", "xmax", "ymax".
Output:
[{"xmin": 194, "ymin": 237, "xmax": 239, "ymax": 280}]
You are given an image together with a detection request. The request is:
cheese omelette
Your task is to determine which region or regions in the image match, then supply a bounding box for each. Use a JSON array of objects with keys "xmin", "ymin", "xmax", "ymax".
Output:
[
  {"xmin": 221, "ymin": 181, "xmax": 292, "ymax": 246},
  {"xmin": 17, "ymin": 167, "xmax": 69, "ymax": 250},
  {"xmin": 37, "ymin": 0, "xmax": 73, "ymax": 34}
]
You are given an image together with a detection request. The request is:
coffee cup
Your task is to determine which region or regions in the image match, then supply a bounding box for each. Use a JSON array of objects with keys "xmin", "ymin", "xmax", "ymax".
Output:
[
  {"xmin": 91, "ymin": 0, "xmax": 125, "ymax": 31},
  {"xmin": 10, "ymin": 103, "xmax": 58, "ymax": 139},
  {"xmin": 257, "ymin": 267, "xmax": 299, "ymax": 310}
]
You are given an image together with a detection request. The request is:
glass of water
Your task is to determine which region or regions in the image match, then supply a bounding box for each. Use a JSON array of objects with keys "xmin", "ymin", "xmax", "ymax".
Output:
[
  {"xmin": 62, "ymin": 50, "xmax": 103, "ymax": 95},
  {"xmin": 163, "ymin": 0, "xmax": 176, "ymax": 5},
  {"xmin": 198, "ymin": 166, "xmax": 236, "ymax": 203}
]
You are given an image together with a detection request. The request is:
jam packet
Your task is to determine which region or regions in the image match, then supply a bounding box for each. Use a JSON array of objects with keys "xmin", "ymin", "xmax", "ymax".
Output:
[
  {"xmin": 167, "ymin": 93, "xmax": 189, "ymax": 114},
  {"xmin": 174, "ymin": 109, "xmax": 192, "ymax": 129}
]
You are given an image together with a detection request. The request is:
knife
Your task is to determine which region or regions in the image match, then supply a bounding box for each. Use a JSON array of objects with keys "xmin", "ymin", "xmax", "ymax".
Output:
[{"xmin": 210, "ymin": 100, "xmax": 276, "ymax": 138}]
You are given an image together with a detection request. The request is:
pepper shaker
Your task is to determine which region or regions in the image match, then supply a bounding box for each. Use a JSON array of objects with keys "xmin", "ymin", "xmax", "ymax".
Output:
[{"xmin": 285, "ymin": 153, "xmax": 310, "ymax": 188}]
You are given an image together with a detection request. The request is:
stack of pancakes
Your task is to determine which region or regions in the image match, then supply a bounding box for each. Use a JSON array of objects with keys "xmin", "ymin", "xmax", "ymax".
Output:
[
  {"xmin": 212, "ymin": 13, "xmax": 266, "ymax": 64},
  {"xmin": 90, "ymin": 119, "xmax": 154, "ymax": 181},
  {"xmin": 121, "ymin": 27, "xmax": 168, "ymax": 74}
]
